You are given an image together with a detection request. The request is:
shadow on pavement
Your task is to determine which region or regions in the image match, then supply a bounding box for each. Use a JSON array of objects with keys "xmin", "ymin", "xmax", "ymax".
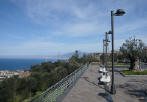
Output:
[
  {"xmin": 128, "ymin": 89, "xmax": 147, "ymax": 102},
  {"xmin": 98, "ymin": 92, "xmax": 114, "ymax": 102},
  {"xmin": 81, "ymin": 76, "xmax": 98, "ymax": 87},
  {"xmin": 81, "ymin": 75, "xmax": 114, "ymax": 102},
  {"xmin": 119, "ymin": 81, "xmax": 147, "ymax": 102},
  {"xmin": 98, "ymin": 84, "xmax": 114, "ymax": 102}
]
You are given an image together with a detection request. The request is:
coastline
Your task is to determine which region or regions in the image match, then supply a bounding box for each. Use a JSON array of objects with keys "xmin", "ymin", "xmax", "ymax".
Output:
[{"xmin": 0, "ymin": 58, "xmax": 58, "ymax": 70}]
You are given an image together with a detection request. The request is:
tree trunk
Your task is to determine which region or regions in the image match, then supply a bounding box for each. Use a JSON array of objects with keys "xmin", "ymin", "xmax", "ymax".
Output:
[
  {"xmin": 130, "ymin": 58, "xmax": 142, "ymax": 72},
  {"xmin": 129, "ymin": 60, "xmax": 135, "ymax": 70}
]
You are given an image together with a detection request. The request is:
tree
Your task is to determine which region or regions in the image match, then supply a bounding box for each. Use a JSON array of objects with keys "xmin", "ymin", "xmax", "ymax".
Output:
[
  {"xmin": 120, "ymin": 37, "xmax": 145, "ymax": 71},
  {"xmin": 142, "ymin": 47, "xmax": 147, "ymax": 63},
  {"xmin": 0, "ymin": 50, "xmax": 91, "ymax": 102},
  {"xmin": 68, "ymin": 50, "xmax": 81, "ymax": 68},
  {"xmin": 108, "ymin": 52, "xmax": 124, "ymax": 63}
]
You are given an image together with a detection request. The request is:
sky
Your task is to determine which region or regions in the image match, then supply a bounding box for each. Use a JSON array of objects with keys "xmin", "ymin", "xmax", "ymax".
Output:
[{"xmin": 0, "ymin": 0, "xmax": 147, "ymax": 57}]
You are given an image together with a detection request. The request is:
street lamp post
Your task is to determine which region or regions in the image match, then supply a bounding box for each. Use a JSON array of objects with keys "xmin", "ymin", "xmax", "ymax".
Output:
[
  {"xmin": 105, "ymin": 32, "xmax": 110, "ymax": 67},
  {"xmin": 103, "ymin": 39, "xmax": 106, "ymax": 65},
  {"xmin": 108, "ymin": 9, "xmax": 125, "ymax": 94},
  {"xmin": 103, "ymin": 40, "xmax": 105, "ymax": 65},
  {"xmin": 111, "ymin": 10, "xmax": 115, "ymax": 94}
]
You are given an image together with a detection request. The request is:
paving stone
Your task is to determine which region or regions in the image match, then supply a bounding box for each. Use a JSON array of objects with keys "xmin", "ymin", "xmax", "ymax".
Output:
[{"xmin": 62, "ymin": 65, "xmax": 147, "ymax": 102}]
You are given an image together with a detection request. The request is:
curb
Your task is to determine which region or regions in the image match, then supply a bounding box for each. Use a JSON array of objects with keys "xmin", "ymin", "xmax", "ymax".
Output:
[{"xmin": 119, "ymin": 72, "xmax": 147, "ymax": 77}]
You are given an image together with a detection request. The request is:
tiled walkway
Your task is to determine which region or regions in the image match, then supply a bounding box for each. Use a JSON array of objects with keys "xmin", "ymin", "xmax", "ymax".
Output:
[{"xmin": 62, "ymin": 65, "xmax": 147, "ymax": 102}]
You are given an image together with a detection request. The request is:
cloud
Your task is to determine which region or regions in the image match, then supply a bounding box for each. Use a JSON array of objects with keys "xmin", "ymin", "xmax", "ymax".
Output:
[
  {"xmin": 116, "ymin": 18, "xmax": 147, "ymax": 33},
  {"xmin": 12, "ymin": 0, "xmax": 99, "ymax": 24},
  {"xmin": 0, "ymin": 40, "xmax": 101, "ymax": 56},
  {"xmin": 8, "ymin": 0, "xmax": 147, "ymax": 55},
  {"xmin": 52, "ymin": 22, "xmax": 108, "ymax": 37},
  {"xmin": 11, "ymin": 0, "xmax": 109, "ymax": 37},
  {"xmin": 11, "ymin": 0, "xmax": 145, "ymax": 37}
]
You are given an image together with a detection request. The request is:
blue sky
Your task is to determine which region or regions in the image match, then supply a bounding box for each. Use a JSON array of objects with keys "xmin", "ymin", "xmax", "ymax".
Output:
[{"xmin": 0, "ymin": 0, "xmax": 147, "ymax": 57}]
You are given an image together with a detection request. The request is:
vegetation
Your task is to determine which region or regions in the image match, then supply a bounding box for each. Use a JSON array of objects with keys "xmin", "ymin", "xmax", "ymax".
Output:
[
  {"xmin": 0, "ymin": 51, "xmax": 98, "ymax": 102},
  {"xmin": 100, "ymin": 50, "xmax": 128, "ymax": 65},
  {"xmin": 107, "ymin": 63, "xmax": 129, "ymax": 66},
  {"xmin": 142, "ymin": 47, "xmax": 147, "ymax": 63},
  {"xmin": 121, "ymin": 70, "xmax": 147, "ymax": 75},
  {"xmin": 120, "ymin": 37, "xmax": 145, "ymax": 71},
  {"xmin": 100, "ymin": 37, "xmax": 146, "ymax": 73}
]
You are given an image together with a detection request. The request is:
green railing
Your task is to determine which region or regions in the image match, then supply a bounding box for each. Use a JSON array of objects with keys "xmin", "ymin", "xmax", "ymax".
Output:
[{"xmin": 30, "ymin": 63, "xmax": 89, "ymax": 102}]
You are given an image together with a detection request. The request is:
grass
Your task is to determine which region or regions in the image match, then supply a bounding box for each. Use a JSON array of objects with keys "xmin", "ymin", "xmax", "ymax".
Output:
[
  {"xmin": 121, "ymin": 70, "xmax": 147, "ymax": 75},
  {"xmin": 23, "ymin": 91, "xmax": 42, "ymax": 102},
  {"xmin": 91, "ymin": 62, "xmax": 99, "ymax": 65},
  {"xmin": 107, "ymin": 63, "xmax": 130, "ymax": 66}
]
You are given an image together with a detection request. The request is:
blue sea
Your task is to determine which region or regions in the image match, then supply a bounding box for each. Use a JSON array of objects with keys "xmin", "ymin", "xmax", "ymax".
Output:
[{"xmin": 0, "ymin": 59, "xmax": 57, "ymax": 70}]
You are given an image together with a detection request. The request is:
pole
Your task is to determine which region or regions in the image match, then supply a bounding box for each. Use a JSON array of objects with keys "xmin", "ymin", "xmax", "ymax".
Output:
[
  {"xmin": 111, "ymin": 10, "xmax": 116, "ymax": 94},
  {"xmin": 105, "ymin": 32, "xmax": 108, "ymax": 67},
  {"xmin": 103, "ymin": 40, "xmax": 105, "ymax": 65}
]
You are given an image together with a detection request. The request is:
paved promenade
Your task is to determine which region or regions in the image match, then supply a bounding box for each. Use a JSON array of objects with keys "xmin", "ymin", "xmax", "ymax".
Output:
[{"xmin": 62, "ymin": 65, "xmax": 147, "ymax": 102}]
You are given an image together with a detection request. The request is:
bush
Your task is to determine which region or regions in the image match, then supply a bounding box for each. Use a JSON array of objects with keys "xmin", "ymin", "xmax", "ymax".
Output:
[{"xmin": 0, "ymin": 51, "xmax": 94, "ymax": 102}]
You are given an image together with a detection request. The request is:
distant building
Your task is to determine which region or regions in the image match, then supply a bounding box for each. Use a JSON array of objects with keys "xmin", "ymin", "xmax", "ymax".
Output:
[
  {"xmin": 0, "ymin": 70, "xmax": 24, "ymax": 81},
  {"xmin": 19, "ymin": 71, "xmax": 30, "ymax": 78},
  {"xmin": 144, "ymin": 46, "xmax": 147, "ymax": 50},
  {"xmin": 88, "ymin": 53, "xmax": 102, "ymax": 61}
]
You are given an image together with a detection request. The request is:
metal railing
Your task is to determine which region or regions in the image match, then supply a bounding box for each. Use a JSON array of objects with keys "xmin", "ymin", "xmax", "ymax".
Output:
[{"xmin": 30, "ymin": 63, "xmax": 89, "ymax": 102}]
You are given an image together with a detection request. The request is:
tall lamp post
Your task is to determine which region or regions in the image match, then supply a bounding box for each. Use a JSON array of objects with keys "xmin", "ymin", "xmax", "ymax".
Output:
[
  {"xmin": 103, "ymin": 39, "xmax": 106, "ymax": 65},
  {"xmin": 105, "ymin": 32, "xmax": 110, "ymax": 67},
  {"xmin": 108, "ymin": 9, "xmax": 125, "ymax": 94}
]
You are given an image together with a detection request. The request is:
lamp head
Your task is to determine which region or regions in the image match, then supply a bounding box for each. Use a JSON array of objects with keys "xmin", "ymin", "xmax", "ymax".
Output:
[
  {"xmin": 107, "ymin": 30, "xmax": 112, "ymax": 34},
  {"xmin": 115, "ymin": 9, "xmax": 125, "ymax": 16}
]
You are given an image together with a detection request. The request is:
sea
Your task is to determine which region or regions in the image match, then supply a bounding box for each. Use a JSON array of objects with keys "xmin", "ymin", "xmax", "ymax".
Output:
[{"xmin": 0, "ymin": 58, "xmax": 57, "ymax": 70}]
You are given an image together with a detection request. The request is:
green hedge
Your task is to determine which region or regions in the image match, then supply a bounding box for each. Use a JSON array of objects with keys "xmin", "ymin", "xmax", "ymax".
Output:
[{"xmin": 121, "ymin": 70, "xmax": 147, "ymax": 75}]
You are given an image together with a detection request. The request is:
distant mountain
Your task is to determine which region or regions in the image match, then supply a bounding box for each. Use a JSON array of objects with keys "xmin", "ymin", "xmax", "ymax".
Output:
[
  {"xmin": 0, "ymin": 51, "xmax": 90, "ymax": 60},
  {"xmin": 43, "ymin": 51, "xmax": 88, "ymax": 60},
  {"xmin": 61, "ymin": 51, "xmax": 88, "ymax": 59}
]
